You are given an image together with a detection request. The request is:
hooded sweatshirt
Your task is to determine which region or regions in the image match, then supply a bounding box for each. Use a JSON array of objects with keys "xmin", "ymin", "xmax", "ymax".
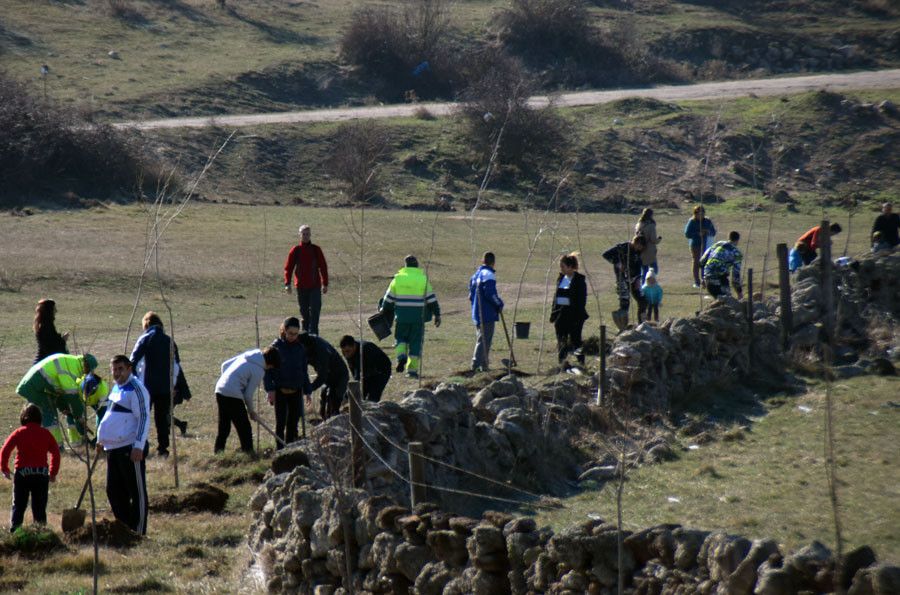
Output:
[{"xmin": 215, "ymin": 349, "xmax": 266, "ymax": 412}]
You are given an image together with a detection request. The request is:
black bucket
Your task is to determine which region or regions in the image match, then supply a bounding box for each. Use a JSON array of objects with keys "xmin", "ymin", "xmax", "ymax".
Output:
[
  {"xmin": 514, "ymin": 321, "xmax": 531, "ymax": 339},
  {"xmin": 367, "ymin": 312, "xmax": 392, "ymax": 341}
]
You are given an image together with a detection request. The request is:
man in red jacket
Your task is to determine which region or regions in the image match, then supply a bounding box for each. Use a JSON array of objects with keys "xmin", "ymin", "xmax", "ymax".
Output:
[{"xmin": 283, "ymin": 225, "xmax": 329, "ymax": 335}]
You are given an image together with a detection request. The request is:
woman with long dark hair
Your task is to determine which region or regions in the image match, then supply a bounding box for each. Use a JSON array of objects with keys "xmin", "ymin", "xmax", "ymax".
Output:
[
  {"xmin": 634, "ymin": 208, "xmax": 661, "ymax": 276},
  {"xmin": 549, "ymin": 254, "xmax": 589, "ymax": 366},
  {"xmin": 33, "ymin": 299, "xmax": 68, "ymax": 364}
]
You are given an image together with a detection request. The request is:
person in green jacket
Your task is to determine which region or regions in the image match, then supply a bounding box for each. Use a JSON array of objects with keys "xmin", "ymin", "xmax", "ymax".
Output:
[
  {"xmin": 379, "ymin": 255, "xmax": 441, "ymax": 378},
  {"xmin": 16, "ymin": 353, "xmax": 109, "ymax": 447}
]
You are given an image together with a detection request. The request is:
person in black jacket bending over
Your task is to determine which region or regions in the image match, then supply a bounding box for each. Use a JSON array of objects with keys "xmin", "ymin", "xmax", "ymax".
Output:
[
  {"xmin": 550, "ymin": 254, "xmax": 589, "ymax": 366},
  {"xmin": 339, "ymin": 335, "xmax": 392, "ymax": 403},
  {"xmin": 33, "ymin": 298, "xmax": 68, "ymax": 364},
  {"xmin": 298, "ymin": 333, "xmax": 350, "ymax": 420},
  {"xmin": 603, "ymin": 236, "xmax": 647, "ymax": 329},
  {"xmin": 130, "ymin": 311, "xmax": 190, "ymax": 458},
  {"xmin": 264, "ymin": 317, "xmax": 312, "ymax": 449}
]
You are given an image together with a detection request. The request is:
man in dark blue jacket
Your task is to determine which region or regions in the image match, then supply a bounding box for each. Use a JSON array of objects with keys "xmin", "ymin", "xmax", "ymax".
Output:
[
  {"xmin": 130, "ymin": 312, "xmax": 189, "ymax": 457},
  {"xmin": 469, "ymin": 252, "xmax": 505, "ymax": 372},
  {"xmin": 264, "ymin": 317, "xmax": 312, "ymax": 448}
]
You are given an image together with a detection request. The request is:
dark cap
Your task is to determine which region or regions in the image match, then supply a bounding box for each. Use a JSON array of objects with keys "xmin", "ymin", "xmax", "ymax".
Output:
[
  {"xmin": 283, "ymin": 316, "xmax": 301, "ymax": 329},
  {"xmin": 404, "ymin": 255, "xmax": 419, "ymax": 267}
]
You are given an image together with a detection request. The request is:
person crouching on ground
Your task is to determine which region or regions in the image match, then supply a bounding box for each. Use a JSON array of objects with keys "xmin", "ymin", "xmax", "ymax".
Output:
[
  {"xmin": 699, "ymin": 231, "xmax": 744, "ymax": 300},
  {"xmin": 641, "ymin": 270, "xmax": 663, "ymax": 323},
  {"xmin": 214, "ymin": 347, "xmax": 280, "ymax": 454},
  {"xmin": 339, "ymin": 335, "xmax": 392, "ymax": 403},
  {"xmin": 264, "ymin": 317, "xmax": 311, "ymax": 449},
  {"xmin": 2, "ymin": 404, "xmax": 60, "ymax": 532},
  {"xmin": 550, "ymin": 254, "xmax": 589, "ymax": 366},
  {"xmin": 96, "ymin": 355, "xmax": 151, "ymax": 535}
]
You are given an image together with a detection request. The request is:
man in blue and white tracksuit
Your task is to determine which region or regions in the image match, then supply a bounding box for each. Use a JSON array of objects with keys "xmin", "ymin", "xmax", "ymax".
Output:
[
  {"xmin": 96, "ymin": 355, "xmax": 151, "ymax": 535},
  {"xmin": 469, "ymin": 252, "xmax": 504, "ymax": 371}
]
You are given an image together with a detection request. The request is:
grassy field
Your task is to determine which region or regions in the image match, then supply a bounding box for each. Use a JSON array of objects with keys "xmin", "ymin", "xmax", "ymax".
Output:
[
  {"xmin": 0, "ymin": 203, "xmax": 896, "ymax": 591},
  {"xmin": 1, "ymin": 0, "xmax": 897, "ymax": 118}
]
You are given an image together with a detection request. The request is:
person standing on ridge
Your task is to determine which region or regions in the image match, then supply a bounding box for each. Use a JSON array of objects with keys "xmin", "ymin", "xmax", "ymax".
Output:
[
  {"xmin": 379, "ymin": 255, "xmax": 441, "ymax": 379},
  {"xmin": 469, "ymin": 252, "xmax": 504, "ymax": 372},
  {"xmin": 283, "ymin": 224, "xmax": 329, "ymax": 335}
]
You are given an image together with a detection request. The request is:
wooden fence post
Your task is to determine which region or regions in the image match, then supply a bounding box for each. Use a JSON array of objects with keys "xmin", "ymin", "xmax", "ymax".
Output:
[
  {"xmin": 776, "ymin": 243, "xmax": 792, "ymax": 350},
  {"xmin": 820, "ymin": 221, "xmax": 834, "ymax": 346},
  {"xmin": 348, "ymin": 381, "xmax": 365, "ymax": 488},
  {"xmin": 408, "ymin": 441, "xmax": 426, "ymax": 507},
  {"xmin": 746, "ymin": 268, "xmax": 754, "ymax": 367},
  {"xmin": 598, "ymin": 325, "xmax": 608, "ymax": 406}
]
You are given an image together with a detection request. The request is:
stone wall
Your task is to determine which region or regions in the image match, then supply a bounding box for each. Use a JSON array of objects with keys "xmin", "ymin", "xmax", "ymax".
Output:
[
  {"xmin": 605, "ymin": 252, "xmax": 900, "ymax": 412},
  {"xmin": 249, "ymin": 482, "xmax": 899, "ymax": 594}
]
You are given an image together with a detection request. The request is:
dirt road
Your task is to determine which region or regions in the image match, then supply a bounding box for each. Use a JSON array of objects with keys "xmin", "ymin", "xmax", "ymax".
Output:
[{"xmin": 116, "ymin": 68, "xmax": 900, "ymax": 131}]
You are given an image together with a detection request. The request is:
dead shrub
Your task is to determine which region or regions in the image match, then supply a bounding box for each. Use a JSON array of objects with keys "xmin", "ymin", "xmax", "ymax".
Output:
[
  {"xmin": 326, "ymin": 120, "xmax": 391, "ymax": 203},
  {"xmin": 458, "ymin": 49, "xmax": 569, "ymax": 170},
  {"xmin": 339, "ymin": 0, "xmax": 460, "ymax": 100},
  {"xmin": 497, "ymin": 0, "xmax": 594, "ymax": 59},
  {"xmin": 0, "ymin": 71, "xmax": 168, "ymax": 205}
]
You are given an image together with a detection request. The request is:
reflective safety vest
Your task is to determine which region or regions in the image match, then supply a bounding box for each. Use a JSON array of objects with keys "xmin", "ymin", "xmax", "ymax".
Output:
[
  {"xmin": 381, "ymin": 267, "xmax": 441, "ymax": 324},
  {"xmin": 31, "ymin": 354, "xmax": 88, "ymax": 396}
]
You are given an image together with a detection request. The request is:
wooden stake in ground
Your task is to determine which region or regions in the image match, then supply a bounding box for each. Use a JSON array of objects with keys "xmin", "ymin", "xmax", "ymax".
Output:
[{"xmin": 776, "ymin": 243, "xmax": 792, "ymax": 350}]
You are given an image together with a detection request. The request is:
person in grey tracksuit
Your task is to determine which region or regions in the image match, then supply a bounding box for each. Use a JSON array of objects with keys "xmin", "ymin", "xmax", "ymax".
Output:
[{"xmin": 213, "ymin": 347, "xmax": 280, "ymax": 454}]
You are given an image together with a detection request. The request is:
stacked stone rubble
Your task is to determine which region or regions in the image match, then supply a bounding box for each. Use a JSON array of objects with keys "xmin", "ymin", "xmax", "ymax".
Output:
[
  {"xmin": 605, "ymin": 252, "xmax": 900, "ymax": 411},
  {"xmin": 249, "ymin": 481, "xmax": 899, "ymax": 594}
]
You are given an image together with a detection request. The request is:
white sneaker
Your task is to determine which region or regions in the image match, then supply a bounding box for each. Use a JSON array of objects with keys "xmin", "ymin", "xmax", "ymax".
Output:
[{"xmin": 692, "ymin": 283, "xmax": 701, "ymax": 288}]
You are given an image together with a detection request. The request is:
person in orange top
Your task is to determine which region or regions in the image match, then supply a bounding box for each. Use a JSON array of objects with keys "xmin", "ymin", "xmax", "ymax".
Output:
[
  {"xmin": 796, "ymin": 223, "xmax": 842, "ymax": 266},
  {"xmin": 1, "ymin": 404, "xmax": 61, "ymax": 531}
]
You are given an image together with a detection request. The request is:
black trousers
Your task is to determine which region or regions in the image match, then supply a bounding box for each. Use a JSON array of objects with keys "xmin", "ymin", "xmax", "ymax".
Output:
[
  {"xmin": 554, "ymin": 316, "xmax": 585, "ymax": 363},
  {"xmin": 297, "ymin": 288, "xmax": 322, "ymax": 335},
  {"xmin": 363, "ymin": 373, "xmax": 390, "ymax": 403},
  {"xmin": 706, "ymin": 275, "xmax": 731, "ymax": 298},
  {"xmin": 215, "ymin": 393, "xmax": 254, "ymax": 453},
  {"xmin": 274, "ymin": 389, "xmax": 304, "ymax": 449},
  {"xmin": 10, "ymin": 469, "xmax": 49, "ymax": 530},
  {"xmin": 150, "ymin": 392, "xmax": 171, "ymax": 453},
  {"xmin": 105, "ymin": 445, "xmax": 148, "ymax": 535},
  {"xmin": 319, "ymin": 372, "xmax": 349, "ymax": 420}
]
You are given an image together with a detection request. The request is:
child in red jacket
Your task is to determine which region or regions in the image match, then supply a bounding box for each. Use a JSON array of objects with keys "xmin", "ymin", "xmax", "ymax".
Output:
[{"xmin": 1, "ymin": 403, "xmax": 61, "ymax": 531}]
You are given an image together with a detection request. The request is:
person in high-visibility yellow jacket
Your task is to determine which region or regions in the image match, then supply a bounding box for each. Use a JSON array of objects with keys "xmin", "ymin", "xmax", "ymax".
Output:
[
  {"xmin": 16, "ymin": 353, "xmax": 109, "ymax": 446},
  {"xmin": 379, "ymin": 255, "xmax": 441, "ymax": 378}
]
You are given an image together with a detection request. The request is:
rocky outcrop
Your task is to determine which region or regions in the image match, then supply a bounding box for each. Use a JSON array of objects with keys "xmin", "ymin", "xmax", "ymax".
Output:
[{"xmin": 249, "ymin": 481, "xmax": 897, "ymax": 594}]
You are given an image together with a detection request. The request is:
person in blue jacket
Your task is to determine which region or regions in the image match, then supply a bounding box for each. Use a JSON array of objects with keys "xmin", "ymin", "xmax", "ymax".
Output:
[
  {"xmin": 264, "ymin": 317, "xmax": 311, "ymax": 449},
  {"xmin": 469, "ymin": 252, "xmax": 505, "ymax": 372},
  {"xmin": 684, "ymin": 205, "xmax": 717, "ymax": 288}
]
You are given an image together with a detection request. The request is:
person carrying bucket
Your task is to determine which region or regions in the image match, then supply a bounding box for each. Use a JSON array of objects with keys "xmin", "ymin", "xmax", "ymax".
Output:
[
  {"xmin": 378, "ymin": 255, "xmax": 441, "ymax": 379},
  {"xmin": 469, "ymin": 251, "xmax": 504, "ymax": 372},
  {"xmin": 16, "ymin": 353, "xmax": 109, "ymax": 447}
]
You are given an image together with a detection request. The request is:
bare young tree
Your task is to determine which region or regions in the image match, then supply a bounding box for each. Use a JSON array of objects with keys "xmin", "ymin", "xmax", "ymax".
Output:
[{"xmin": 326, "ymin": 121, "xmax": 391, "ymax": 203}]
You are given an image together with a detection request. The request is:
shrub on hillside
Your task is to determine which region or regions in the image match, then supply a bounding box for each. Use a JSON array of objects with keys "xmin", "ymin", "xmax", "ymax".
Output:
[
  {"xmin": 326, "ymin": 120, "xmax": 391, "ymax": 203},
  {"xmin": 0, "ymin": 72, "xmax": 167, "ymax": 204},
  {"xmin": 339, "ymin": 0, "xmax": 461, "ymax": 100},
  {"xmin": 496, "ymin": 0, "xmax": 594, "ymax": 60},
  {"xmin": 458, "ymin": 49, "xmax": 569, "ymax": 169}
]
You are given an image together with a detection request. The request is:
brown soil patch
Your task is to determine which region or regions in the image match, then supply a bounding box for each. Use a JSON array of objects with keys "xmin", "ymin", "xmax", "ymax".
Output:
[
  {"xmin": 65, "ymin": 519, "xmax": 141, "ymax": 548},
  {"xmin": 149, "ymin": 482, "xmax": 229, "ymax": 514}
]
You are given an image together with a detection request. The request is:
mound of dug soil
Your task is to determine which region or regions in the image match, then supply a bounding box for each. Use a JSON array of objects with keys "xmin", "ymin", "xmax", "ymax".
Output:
[
  {"xmin": 148, "ymin": 482, "xmax": 229, "ymax": 514},
  {"xmin": 65, "ymin": 519, "xmax": 141, "ymax": 548}
]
